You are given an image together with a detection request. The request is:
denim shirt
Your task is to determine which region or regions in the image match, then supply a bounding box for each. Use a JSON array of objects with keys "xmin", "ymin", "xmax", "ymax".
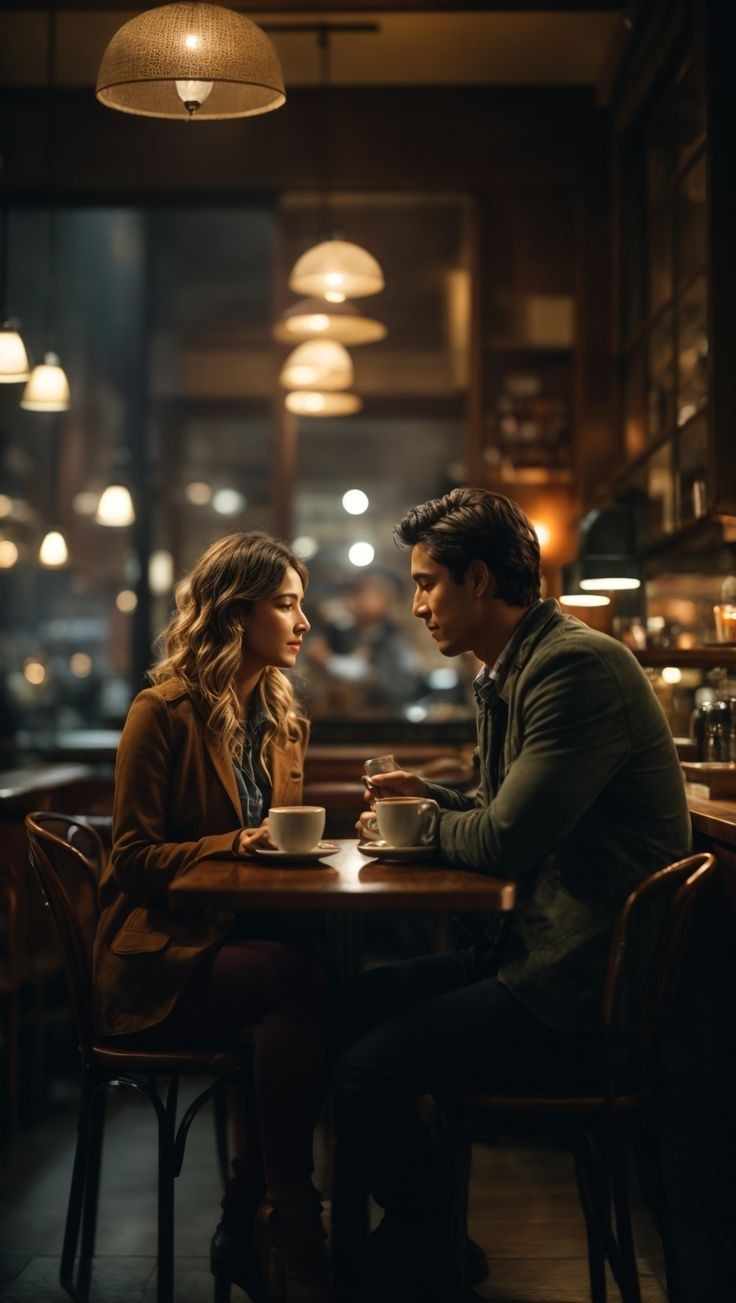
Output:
[{"xmin": 233, "ymin": 694, "xmax": 272, "ymax": 828}]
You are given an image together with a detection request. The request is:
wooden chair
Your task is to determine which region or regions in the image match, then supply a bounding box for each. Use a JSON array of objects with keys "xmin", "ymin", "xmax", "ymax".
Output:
[
  {"xmin": 446, "ymin": 852, "xmax": 717, "ymax": 1303},
  {"xmin": 25, "ymin": 812, "xmax": 252, "ymax": 1303}
]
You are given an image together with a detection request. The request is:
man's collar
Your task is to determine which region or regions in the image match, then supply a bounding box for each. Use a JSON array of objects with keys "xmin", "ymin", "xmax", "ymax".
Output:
[{"xmin": 474, "ymin": 599, "xmax": 560, "ymax": 703}]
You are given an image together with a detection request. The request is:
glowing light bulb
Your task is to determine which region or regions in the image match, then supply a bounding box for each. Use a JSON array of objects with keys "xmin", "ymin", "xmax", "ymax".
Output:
[
  {"xmin": 175, "ymin": 78, "xmax": 214, "ymax": 114},
  {"xmin": 39, "ymin": 530, "xmax": 68, "ymax": 567},
  {"xmin": 96, "ymin": 484, "xmax": 135, "ymax": 526},
  {"xmin": 342, "ymin": 490, "xmax": 369, "ymax": 515},
  {"xmin": 348, "ymin": 541, "xmax": 374, "ymax": 568}
]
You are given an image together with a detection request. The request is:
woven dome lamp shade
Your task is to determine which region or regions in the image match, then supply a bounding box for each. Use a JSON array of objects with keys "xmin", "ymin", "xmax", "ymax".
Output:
[
  {"xmin": 95, "ymin": 3, "xmax": 286, "ymax": 120},
  {"xmin": 279, "ymin": 340, "xmax": 354, "ymax": 391},
  {"xmin": 289, "ymin": 239, "xmax": 385, "ymax": 302},
  {"xmin": 285, "ymin": 390, "xmax": 362, "ymax": 417},
  {"xmin": 274, "ymin": 298, "xmax": 387, "ymax": 346}
]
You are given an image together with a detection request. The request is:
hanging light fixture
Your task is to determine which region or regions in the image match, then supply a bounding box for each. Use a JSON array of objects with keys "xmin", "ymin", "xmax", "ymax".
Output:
[
  {"xmin": 21, "ymin": 352, "xmax": 70, "ymax": 411},
  {"xmin": 559, "ymin": 562, "xmax": 610, "ymax": 609},
  {"xmin": 279, "ymin": 339, "xmax": 353, "ymax": 391},
  {"xmin": 0, "ymin": 164, "xmax": 29, "ymax": 382},
  {"xmin": 274, "ymin": 297, "xmax": 386, "ymax": 346},
  {"xmin": 38, "ymin": 529, "xmax": 68, "ymax": 567},
  {"xmin": 287, "ymin": 27, "xmax": 383, "ymax": 300},
  {"xmin": 96, "ymin": 483, "xmax": 135, "ymax": 527},
  {"xmin": 22, "ymin": 10, "xmax": 70, "ymax": 412},
  {"xmin": 289, "ymin": 239, "xmax": 384, "ymax": 302},
  {"xmin": 0, "ymin": 324, "xmax": 30, "ymax": 383},
  {"xmin": 285, "ymin": 390, "xmax": 362, "ymax": 416},
  {"xmin": 96, "ymin": 3, "xmax": 285, "ymax": 121}
]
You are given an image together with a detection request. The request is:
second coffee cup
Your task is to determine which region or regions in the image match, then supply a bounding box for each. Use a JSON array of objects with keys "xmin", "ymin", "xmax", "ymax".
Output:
[{"xmin": 371, "ymin": 797, "xmax": 440, "ymax": 848}]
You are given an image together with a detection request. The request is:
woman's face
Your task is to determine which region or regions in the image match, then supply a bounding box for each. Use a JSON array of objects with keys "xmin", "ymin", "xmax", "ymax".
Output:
[{"xmin": 240, "ymin": 565, "xmax": 310, "ymax": 673}]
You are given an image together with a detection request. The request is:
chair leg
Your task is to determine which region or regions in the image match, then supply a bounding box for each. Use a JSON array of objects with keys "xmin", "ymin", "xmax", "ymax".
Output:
[
  {"xmin": 60, "ymin": 1074, "xmax": 93, "ymax": 1300},
  {"xmin": 447, "ymin": 1109, "xmax": 473, "ymax": 1300},
  {"xmin": 155, "ymin": 1089, "xmax": 176, "ymax": 1303},
  {"xmin": 572, "ymin": 1127, "xmax": 608, "ymax": 1303},
  {"xmin": 77, "ymin": 1083, "xmax": 107, "ymax": 1300},
  {"xmin": 610, "ymin": 1128, "xmax": 641, "ymax": 1303},
  {"xmin": 213, "ymin": 1084, "xmax": 230, "ymax": 1190}
]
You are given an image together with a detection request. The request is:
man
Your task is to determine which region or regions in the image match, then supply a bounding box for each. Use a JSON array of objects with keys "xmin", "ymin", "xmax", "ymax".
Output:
[{"xmin": 333, "ymin": 487, "xmax": 691, "ymax": 1302}]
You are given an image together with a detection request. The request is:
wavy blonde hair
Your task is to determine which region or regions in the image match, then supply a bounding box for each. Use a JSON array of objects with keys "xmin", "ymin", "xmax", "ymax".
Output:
[{"xmin": 150, "ymin": 532, "xmax": 308, "ymax": 774}]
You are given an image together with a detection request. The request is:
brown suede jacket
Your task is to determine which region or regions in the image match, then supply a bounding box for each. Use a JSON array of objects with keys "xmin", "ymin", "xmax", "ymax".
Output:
[{"xmin": 94, "ymin": 677, "xmax": 308, "ymax": 1036}]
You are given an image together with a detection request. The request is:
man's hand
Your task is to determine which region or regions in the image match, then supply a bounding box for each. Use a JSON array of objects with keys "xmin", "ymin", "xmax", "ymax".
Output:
[
  {"xmin": 235, "ymin": 819, "xmax": 276, "ymax": 857},
  {"xmin": 355, "ymin": 770, "xmax": 429, "ymax": 838}
]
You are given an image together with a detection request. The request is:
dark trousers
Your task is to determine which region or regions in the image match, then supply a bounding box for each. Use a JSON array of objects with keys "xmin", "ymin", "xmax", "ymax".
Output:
[
  {"xmin": 132, "ymin": 932, "xmax": 328, "ymax": 1202},
  {"xmin": 332, "ymin": 946, "xmax": 598, "ymax": 1291}
]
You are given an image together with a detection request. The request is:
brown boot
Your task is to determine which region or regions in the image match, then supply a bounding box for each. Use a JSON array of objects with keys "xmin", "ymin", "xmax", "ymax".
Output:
[{"xmin": 253, "ymin": 1182, "xmax": 331, "ymax": 1303}]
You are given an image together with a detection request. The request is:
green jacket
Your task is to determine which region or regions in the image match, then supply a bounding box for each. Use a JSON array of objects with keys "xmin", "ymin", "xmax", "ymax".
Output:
[{"xmin": 426, "ymin": 599, "xmax": 692, "ymax": 1032}]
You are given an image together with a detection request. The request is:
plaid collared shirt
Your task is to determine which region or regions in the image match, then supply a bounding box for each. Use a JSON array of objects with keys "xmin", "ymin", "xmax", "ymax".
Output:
[{"xmin": 233, "ymin": 695, "xmax": 271, "ymax": 828}]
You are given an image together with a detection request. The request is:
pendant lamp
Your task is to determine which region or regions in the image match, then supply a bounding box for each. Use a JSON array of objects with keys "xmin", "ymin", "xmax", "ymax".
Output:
[
  {"xmin": 286, "ymin": 29, "xmax": 383, "ymax": 300},
  {"xmin": 22, "ymin": 11, "xmax": 70, "ymax": 412},
  {"xmin": 96, "ymin": 3, "xmax": 285, "ymax": 120},
  {"xmin": 0, "ymin": 324, "xmax": 30, "ymax": 384},
  {"xmin": 289, "ymin": 239, "xmax": 384, "ymax": 302},
  {"xmin": 285, "ymin": 390, "xmax": 362, "ymax": 416},
  {"xmin": 21, "ymin": 351, "xmax": 70, "ymax": 411},
  {"xmin": 96, "ymin": 483, "xmax": 136, "ymax": 527},
  {"xmin": 274, "ymin": 298, "xmax": 386, "ymax": 346},
  {"xmin": 279, "ymin": 339, "xmax": 353, "ymax": 391}
]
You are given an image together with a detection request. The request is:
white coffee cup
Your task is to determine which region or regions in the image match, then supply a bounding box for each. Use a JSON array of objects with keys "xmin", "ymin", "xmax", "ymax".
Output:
[
  {"xmin": 268, "ymin": 806, "xmax": 326, "ymax": 854},
  {"xmin": 363, "ymin": 797, "xmax": 440, "ymax": 848}
]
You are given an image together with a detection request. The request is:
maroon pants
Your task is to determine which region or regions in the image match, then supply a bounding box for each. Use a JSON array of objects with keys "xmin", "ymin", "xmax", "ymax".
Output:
[{"xmin": 149, "ymin": 937, "xmax": 328, "ymax": 1193}]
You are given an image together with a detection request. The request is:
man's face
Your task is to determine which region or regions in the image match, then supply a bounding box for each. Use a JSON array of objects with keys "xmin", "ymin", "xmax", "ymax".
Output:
[{"xmin": 410, "ymin": 543, "xmax": 483, "ymax": 658}]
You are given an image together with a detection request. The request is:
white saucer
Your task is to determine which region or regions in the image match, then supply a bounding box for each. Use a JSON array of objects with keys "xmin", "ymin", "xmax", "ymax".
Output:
[
  {"xmin": 358, "ymin": 840, "xmax": 436, "ymax": 863},
  {"xmin": 250, "ymin": 840, "xmax": 340, "ymax": 864}
]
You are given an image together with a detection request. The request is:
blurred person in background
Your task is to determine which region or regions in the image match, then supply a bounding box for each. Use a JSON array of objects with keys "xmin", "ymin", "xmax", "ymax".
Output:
[{"xmin": 304, "ymin": 569, "xmax": 423, "ymax": 716}]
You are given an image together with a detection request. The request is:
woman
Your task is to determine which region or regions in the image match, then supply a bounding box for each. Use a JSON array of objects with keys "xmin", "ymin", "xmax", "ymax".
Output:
[{"xmin": 94, "ymin": 532, "xmax": 330, "ymax": 1303}]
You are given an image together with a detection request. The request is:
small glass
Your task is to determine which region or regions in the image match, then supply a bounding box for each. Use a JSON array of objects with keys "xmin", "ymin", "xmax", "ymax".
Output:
[
  {"xmin": 363, "ymin": 754, "xmax": 399, "ymax": 780},
  {"xmin": 714, "ymin": 605, "xmax": 736, "ymax": 644}
]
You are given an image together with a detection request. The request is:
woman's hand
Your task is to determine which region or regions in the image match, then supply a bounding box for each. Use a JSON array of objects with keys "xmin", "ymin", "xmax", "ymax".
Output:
[
  {"xmin": 355, "ymin": 770, "xmax": 429, "ymax": 838},
  {"xmin": 235, "ymin": 819, "xmax": 276, "ymax": 857}
]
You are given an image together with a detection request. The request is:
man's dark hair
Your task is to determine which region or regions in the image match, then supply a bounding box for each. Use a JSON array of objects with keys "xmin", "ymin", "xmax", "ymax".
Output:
[{"xmin": 394, "ymin": 487, "xmax": 542, "ymax": 607}]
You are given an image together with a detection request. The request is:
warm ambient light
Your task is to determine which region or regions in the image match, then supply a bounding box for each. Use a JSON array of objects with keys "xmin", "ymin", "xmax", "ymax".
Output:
[
  {"xmin": 0, "ymin": 539, "xmax": 19, "ymax": 568},
  {"xmin": 23, "ymin": 659, "xmax": 46, "ymax": 686},
  {"xmin": 274, "ymin": 298, "xmax": 386, "ymax": 346},
  {"xmin": 0, "ymin": 324, "xmax": 30, "ymax": 382},
  {"xmin": 184, "ymin": 480, "xmax": 212, "ymax": 505},
  {"xmin": 96, "ymin": 484, "xmax": 135, "ymax": 526},
  {"xmin": 20, "ymin": 353, "xmax": 70, "ymax": 411},
  {"xmin": 292, "ymin": 535, "xmax": 319, "ymax": 560},
  {"xmin": 661, "ymin": 666, "xmax": 682, "ymax": 685},
  {"xmin": 289, "ymin": 240, "xmax": 385, "ymax": 302},
  {"xmin": 212, "ymin": 488, "xmax": 246, "ymax": 516},
  {"xmin": 342, "ymin": 489, "xmax": 369, "ymax": 515},
  {"xmin": 348, "ymin": 541, "xmax": 375, "ymax": 567},
  {"xmin": 116, "ymin": 588, "xmax": 138, "ymax": 613},
  {"xmin": 96, "ymin": 3, "xmax": 285, "ymax": 121},
  {"xmin": 285, "ymin": 391, "xmax": 362, "ymax": 417},
  {"xmin": 559, "ymin": 592, "xmax": 611, "ymax": 608},
  {"xmin": 38, "ymin": 530, "xmax": 68, "ymax": 567},
  {"xmin": 532, "ymin": 521, "xmax": 551, "ymax": 550},
  {"xmin": 69, "ymin": 652, "xmax": 93, "ymax": 678},
  {"xmin": 279, "ymin": 340, "xmax": 354, "ymax": 391},
  {"xmin": 579, "ymin": 576, "xmax": 641, "ymax": 592}
]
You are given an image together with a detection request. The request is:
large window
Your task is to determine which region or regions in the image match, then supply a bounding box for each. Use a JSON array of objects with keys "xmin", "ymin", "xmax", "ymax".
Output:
[{"xmin": 0, "ymin": 194, "xmax": 474, "ymax": 755}]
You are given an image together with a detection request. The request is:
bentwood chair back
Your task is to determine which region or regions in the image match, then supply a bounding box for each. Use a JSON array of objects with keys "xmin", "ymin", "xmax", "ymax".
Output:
[
  {"xmin": 448, "ymin": 851, "xmax": 717, "ymax": 1303},
  {"xmin": 26, "ymin": 812, "xmax": 252, "ymax": 1303}
]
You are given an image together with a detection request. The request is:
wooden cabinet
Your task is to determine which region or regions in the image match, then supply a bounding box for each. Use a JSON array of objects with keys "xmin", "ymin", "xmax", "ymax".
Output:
[
  {"xmin": 606, "ymin": 0, "xmax": 736, "ymax": 545},
  {"xmin": 478, "ymin": 189, "xmax": 576, "ymax": 488}
]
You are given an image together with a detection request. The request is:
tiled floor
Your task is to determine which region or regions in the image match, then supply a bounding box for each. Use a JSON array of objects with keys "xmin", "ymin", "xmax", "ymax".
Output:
[{"xmin": 0, "ymin": 1082, "xmax": 667, "ymax": 1302}]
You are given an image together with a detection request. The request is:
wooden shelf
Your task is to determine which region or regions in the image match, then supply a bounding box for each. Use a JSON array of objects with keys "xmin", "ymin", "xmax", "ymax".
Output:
[{"xmin": 633, "ymin": 648, "xmax": 736, "ymax": 670}]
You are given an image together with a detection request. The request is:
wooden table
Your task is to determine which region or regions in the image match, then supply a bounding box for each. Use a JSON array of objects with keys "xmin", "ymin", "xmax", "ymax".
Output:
[{"xmin": 167, "ymin": 838, "xmax": 516, "ymax": 914}]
